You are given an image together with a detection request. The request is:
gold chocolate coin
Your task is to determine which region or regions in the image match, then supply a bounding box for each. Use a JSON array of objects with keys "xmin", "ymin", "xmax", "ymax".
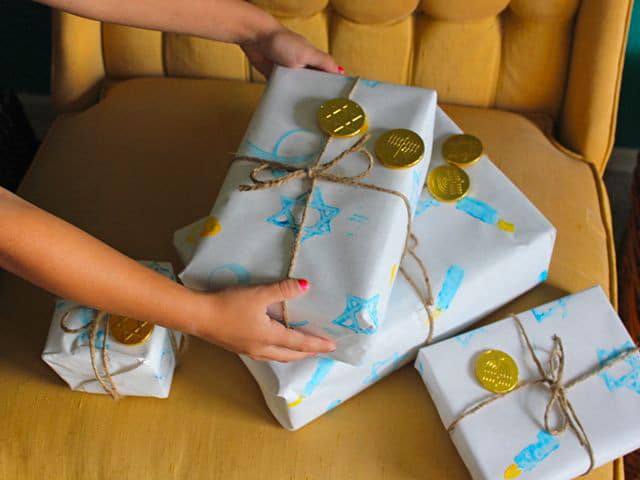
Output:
[
  {"xmin": 442, "ymin": 134, "xmax": 483, "ymax": 167},
  {"xmin": 474, "ymin": 349, "xmax": 519, "ymax": 394},
  {"xmin": 109, "ymin": 315, "xmax": 154, "ymax": 346},
  {"xmin": 375, "ymin": 128, "xmax": 425, "ymax": 169},
  {"xmin": 317, "ymin": 98, "xmax": 367, "ymax": 138},
  {"xmin": 426, "ymin": 164, "xmax": 470, "ymax": 202}
]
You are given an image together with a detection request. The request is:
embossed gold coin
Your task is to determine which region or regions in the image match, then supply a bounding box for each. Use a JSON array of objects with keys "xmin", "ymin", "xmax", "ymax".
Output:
[
  {"xmin": 108, "ymin": 315, "xmax": 154, "ymax": 346},
  {"xmin": 474, "ymin": 349, "xmax": 519, "ymax": 394},
  {"xmin": 317, "ymin": 98, "xmax": 367, "ymax": 137},
  {"xmin": 426, "ymin": 164, "xmax": 470, "ymax": 202},
  {"xmin": 375, "ymin": 128, "xmax": 425, "ymax": 169},
  {"xmin": 442, "ymin": 134, "xmax": 483, "ymax": 167}
]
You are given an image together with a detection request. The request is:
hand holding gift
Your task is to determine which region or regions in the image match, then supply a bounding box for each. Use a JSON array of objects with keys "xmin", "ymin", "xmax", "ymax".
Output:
[{"xmin": 180, "ymin": 66, "xmax": 438, "ymax": 364}]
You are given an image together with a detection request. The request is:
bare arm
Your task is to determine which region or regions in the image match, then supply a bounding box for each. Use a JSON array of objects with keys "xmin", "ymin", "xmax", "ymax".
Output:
[
  {"xmin": 36, "ymin": 0, "xmax": 341, "ymax": 76},
  {"xmin": 0, "ymin": 188, "xmax": 335, "ymax": 361}
]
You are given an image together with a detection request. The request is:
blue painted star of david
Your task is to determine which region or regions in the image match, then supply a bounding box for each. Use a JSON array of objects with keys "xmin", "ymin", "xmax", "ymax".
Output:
[
  {"xmin": 265, "ymin": 187, "xmax": 340, "ymax": 243},
  {"xmin": 332, "ymin": 294, "xmax": 381, "ymax": 334}
]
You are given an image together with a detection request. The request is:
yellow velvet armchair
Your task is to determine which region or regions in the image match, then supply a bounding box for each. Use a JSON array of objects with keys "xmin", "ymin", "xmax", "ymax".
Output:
[{"xmin": 1, "ymin": 1, "xmax": 633, "ymax": 478}]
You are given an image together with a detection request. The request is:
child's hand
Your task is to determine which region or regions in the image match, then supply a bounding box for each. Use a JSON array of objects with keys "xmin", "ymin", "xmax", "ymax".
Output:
[
  {"xmin": 190, "ymin": 278, "xmax": 336, "ymax": 362},
  {"xmin": 241, "ymin": 27, "xmax": 343, "ymax": 78}
]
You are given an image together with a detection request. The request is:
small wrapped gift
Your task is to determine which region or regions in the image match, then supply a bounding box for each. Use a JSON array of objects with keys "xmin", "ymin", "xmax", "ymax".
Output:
[
  {"xmin": 179, "ymin": 66, "xmax": 437, "ymax": 365},
  {"xmin": 416, "ymin": 287, "xmax": 640, "ymax": 480},
  {"xmin": 173, "ymin": 106, "xmax": 556, "ymax": 429},
  {"xmin": 42, "ymin": 261, "xmax": 185, "ymax": 399}
]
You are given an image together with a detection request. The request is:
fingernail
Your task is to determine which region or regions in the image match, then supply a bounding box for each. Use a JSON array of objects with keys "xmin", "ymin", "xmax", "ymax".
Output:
[
  {"xmin": 337, "ymin": 66, "xmax": 345, "ymax": 74},
  {"xmin": 298, "ymin": 279, "xmax": 310, "ymax": 291}
]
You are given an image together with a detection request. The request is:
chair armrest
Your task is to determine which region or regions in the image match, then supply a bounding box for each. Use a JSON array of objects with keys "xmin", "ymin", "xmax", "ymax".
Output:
[
  {"xmin": 51, "ymin": 11, "xmax": 104, "ymax": 112},
  {"xmin": 559, "ymin": 0, "xmax": 633, "ymax": 175}
]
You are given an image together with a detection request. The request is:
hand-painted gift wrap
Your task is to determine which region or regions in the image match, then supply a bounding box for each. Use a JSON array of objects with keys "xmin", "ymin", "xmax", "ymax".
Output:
[
  {"xmin": 173, "ymin": 105, "xmax": 555, "ymax": 429},
  {"xmin": 179, "ymin": 66, "xmax": 438, "ymax": 365},
  {"xmin": 415, "ymin": 287, "xmax": 640, "ymax": 480},
  {"xmin": 42, "ymin": 261, "xmax": 186, "ymax": 399}
]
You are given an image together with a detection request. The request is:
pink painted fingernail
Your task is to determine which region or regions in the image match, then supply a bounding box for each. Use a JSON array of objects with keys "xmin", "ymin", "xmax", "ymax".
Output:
[
  {"xmin": 298, "ymin": 279, "xmax": 310, "ymax": 291},
  {"xmin": 338, "ymin": 66, "xmax": 345, "ymax": 74}
]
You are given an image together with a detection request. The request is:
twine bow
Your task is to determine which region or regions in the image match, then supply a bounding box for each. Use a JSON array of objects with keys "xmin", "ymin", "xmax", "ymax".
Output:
[
  {"xmin": 60, "ymin": 308, "xmax": 188, "ymax": 400},
  {"xmin": 233, "ymin": 77, "xmax": 435, "ymax": 330},
  {"xmin": 447, "ymin": 314, "xmax": 640, "ymax": 475}
]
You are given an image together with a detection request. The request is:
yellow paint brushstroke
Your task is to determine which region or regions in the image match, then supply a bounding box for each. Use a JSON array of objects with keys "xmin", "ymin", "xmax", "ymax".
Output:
[
  {"xmin": 287, "ymin": 395, "xmax": 304, "ymax": 408},
  {"xmin": 389, "ymin": 263, "xmax": 398, "ymax": 285},
  {"xmin": 497, "ymin": 219, "xmax": 515, "ymax": 233},
  {"xmin": 504, "ymin": 464, "xmax": 522, "ymax": 479},
  {"xmin": 200, "ymin": 216, "xmax": 222, "ymax": 237}
]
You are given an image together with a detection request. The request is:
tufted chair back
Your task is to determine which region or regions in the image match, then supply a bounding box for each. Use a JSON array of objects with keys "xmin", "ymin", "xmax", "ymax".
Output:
[{"xmin": 51, "ymin": 0, "xmax": 633, "ymax": 172}]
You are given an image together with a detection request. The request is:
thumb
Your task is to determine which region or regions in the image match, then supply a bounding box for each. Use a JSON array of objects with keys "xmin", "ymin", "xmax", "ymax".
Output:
[{"xmin": 262, "ymin": 278, "xmax": 310, "ymax": 303}]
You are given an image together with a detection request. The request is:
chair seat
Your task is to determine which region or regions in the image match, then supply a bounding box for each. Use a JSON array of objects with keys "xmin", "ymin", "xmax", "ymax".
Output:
[{"xmin": 0, "ymin": 78, "xmax": 618, "ymax": 479}]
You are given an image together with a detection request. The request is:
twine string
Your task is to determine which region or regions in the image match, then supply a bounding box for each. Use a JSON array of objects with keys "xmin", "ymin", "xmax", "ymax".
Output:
[
  {"xmin": 233, "ymin": 78, "xmax": 432, "ymax": 327},
  {"xmin": 60, "ymin": 307, "xmax": 188, "ymax": 399},
  {"xmin": 446, "ymin": 314, "xmax": 640, "ymax": 475}
]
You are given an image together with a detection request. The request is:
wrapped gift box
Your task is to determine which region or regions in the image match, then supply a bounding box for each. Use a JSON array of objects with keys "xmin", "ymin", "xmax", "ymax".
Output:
[
  {"xmin": 42, "ymin": 261, "xmax": 184, "ymax": 398},
  {"xmin": 179, "ymin": 66, "xmax": 437, "ymax": 365},
  {"xmin": 416, "ymin": 286, "xmax": 640, "ymax": 480},
  {"xmin": 173, "ymin": 107, "xmax": 556, "ymax": 430}
]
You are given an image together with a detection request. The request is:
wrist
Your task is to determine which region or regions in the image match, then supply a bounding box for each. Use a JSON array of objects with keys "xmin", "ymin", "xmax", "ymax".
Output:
[{"xmin": 180, "ymin": 287, "xmax": 220, "ymax": 339}]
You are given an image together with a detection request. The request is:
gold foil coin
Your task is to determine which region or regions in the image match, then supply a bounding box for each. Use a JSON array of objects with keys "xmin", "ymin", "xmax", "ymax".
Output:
[
  {"xmin": 426, "ymin": 164, "xmax": 470, "ymax": 202},
  {"xmin": 375, "ymin": 128, "xmax": 425, "ymax": 169},
  {"xmin": 442, "ymin": 134, "xmax": 483, "ymax": 167},
  {"xmin": 474, "ymin": 349, "xmax": 519, "ymax": 394},
  {"xmin": 108, "ymin": 315, "xmax": 154, "ymax": 346},
  {"xmin": 317, "ymin": 98, "xmax": 367, "ymax": 138}
]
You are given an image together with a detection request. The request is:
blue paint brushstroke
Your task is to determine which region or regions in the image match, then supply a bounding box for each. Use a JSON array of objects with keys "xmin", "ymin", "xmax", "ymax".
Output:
[
  {"xmin": 416, "ymin": 198, "xmax": 441, "ymax": 216},
  {"xmin": 455, "ymin": 197, "xmax": 499, "ymax": 225},
  {"xmin": 302, "ymin": 357, "xmax": 336, "ymax": 397},
  {"xmin": 332, "ymin": 294, "xmax": 381, "ymax": 334},
  {"xmin": 363, "ymin": 352, "xmax": 411, "ymax": 385},
  {"xmin": 513, "ymin": 430, "xmax": 560, "ymax": 473},
  {"xmin": 435, "ymin": 266, "xmax": 465, "ymax": 311},
  {"xmin": 326, "ymin": 399, "xmax": 342, "ymax": 412},
  {"xmin": 530, "ymin": 297, "xmax": 568, "ymax": 323},
  {"xmin": 454, "ymin": 326, "xmax": 488, "ymax": 347},
  {"xmin": 538, "ymin": 270, "xmax": 549, "ymax": 283},
  {"xmin": 597, "ymin": 341, "xmax": 640, "ymax": 395},
  {"xmin": 245, "ymin": 128, "xmax": 319, "ymax": 166}
]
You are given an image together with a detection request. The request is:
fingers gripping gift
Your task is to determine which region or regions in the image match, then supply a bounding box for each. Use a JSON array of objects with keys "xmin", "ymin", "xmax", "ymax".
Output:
[{"xmin": 179, "ymin": 67, "xmax": 437, "ymax": 365}]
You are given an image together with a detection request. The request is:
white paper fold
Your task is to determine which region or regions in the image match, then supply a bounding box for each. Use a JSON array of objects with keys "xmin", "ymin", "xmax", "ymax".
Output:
[
  {"xmin": 179, "ymin": 66, "xmax": 437, "ymax": 365},
  {"xmin": 173, "ymin": 107, "xmax": 555, "ymax": 429},
  {"xmin": 42, "ymin": 261, "xmax": 183, "ymax": 398},
  {"xmin": 416, "ymin": 287, "xmax": 640, "ymax": 480}
]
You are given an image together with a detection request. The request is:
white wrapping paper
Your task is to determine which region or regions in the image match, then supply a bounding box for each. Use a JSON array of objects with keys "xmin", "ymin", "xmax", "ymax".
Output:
[
  {"xmin": 173, "ymin": 107, "xmax": 556, "ymax": 429},
  {"xmin": 179, "ymin": 66, "xmax": 437, "ymax": 365},
  {"xmin": 42, "ymin": 261, "xmax": 183, "ymax": 398},
  {"xmin": 416, "ymin": 287, "xmax": 640, "ymax": 480}
]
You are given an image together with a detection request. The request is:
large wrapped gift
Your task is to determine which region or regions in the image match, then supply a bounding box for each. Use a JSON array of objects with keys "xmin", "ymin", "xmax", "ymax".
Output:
[
  {"xmin": 179, "ymin": 66, "xmax": 437, "ymax": 365},
  {"xmin": 42, "ymin": 261, "xmax": 185, "ymax": 399},
  {"xmin": 416, "ymin": 287, "xmax": 640, "ymax": 480},
  {"xmin": 172, "ymin": 107, "xmax": 556, "ymax": 429}
]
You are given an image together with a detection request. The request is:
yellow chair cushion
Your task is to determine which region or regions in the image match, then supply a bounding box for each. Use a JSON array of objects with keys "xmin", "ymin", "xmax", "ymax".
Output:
[
  {"xmin": 52, "ymin": 1, "xmax": 634, "ymax": 175},
  {"xmin": 0, "ymin": 78, "xmax": 617, "ymax": 479}
]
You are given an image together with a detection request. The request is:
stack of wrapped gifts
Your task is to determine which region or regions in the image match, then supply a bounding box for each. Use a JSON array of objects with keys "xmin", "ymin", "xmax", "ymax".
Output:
[{"xmin": 42, "ymin": 66, "xmax": 639, "ymax": 478}]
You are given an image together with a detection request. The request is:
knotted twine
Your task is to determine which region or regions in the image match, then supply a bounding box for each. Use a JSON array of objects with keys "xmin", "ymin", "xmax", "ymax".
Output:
[
  {"xmin": 60, "ymin": 307, "xmax": 188, "ymax": 399},
  {"xmin": 233, "ymin": 77, "xmax": 436, "ymax": 335},
  {"xmin": 447, "ymin": 314, "xmax": 640, "ymax": 475}
]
